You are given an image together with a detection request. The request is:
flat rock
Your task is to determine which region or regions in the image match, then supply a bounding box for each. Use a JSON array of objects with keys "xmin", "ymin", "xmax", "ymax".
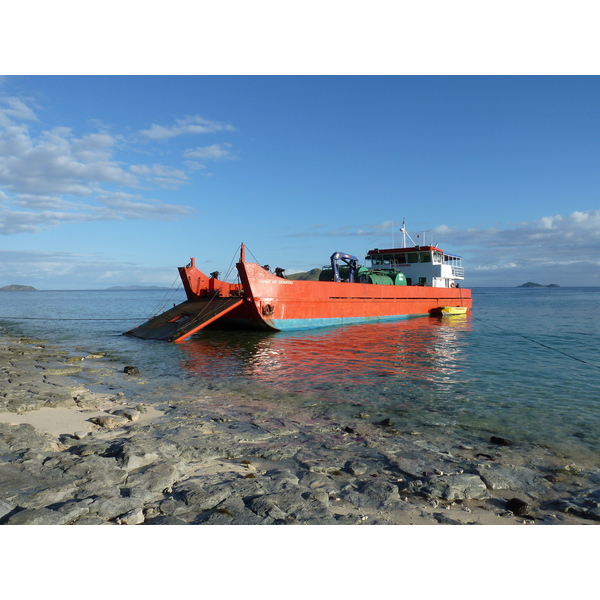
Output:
[
  {"xmin": 420, "ymin": 473, "xmax": 490, "ymax": 501},
  {"xmin": 6, "ymin": 507, "xmax": 71, "ymax": 525},
  {"xmin": 177, "ymin": 481, "xmax": 234, "ymax": 512},
  {"xmin": 477, "ymin": 464, "xmax": 546, "ymax": 493},
  {"xmin": 117, "ymin": 508, "xmax": 145, "ymax": 525},
  {"xmin": 90, "ymin": 415, "xmax": 129, "ymax": 429}
]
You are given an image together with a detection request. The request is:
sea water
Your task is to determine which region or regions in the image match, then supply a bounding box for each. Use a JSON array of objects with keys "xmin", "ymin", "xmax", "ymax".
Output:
[{"xmin": 1, "ymin": 287, "xmax": 599, "ymax": 463}]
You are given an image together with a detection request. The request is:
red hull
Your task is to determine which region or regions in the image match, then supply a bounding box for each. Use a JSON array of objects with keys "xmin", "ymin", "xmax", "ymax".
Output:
[{"xmin": 235, "ymin": 261, "xmax": 472, "ymax": 331}]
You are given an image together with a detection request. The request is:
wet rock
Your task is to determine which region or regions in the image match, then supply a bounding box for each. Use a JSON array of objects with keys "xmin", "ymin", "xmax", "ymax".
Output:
[
  {"xmin": 552, "ymin": 463, "xmax": 583, "ymax": 476},
  {"xmin": 553, "ymin": 488, "xmax": 600, "ymax": 522},
  {"xmin": 490, "ymin": 436, "xmax": 513, "ymax": 446},
  {"xmin": 226, "ymin": 421, "xmax": 274, "ymax": 442},
  {"xmin": 478, "ymin": 465, "xmax": 543, "ymax": 492},
  {"xmin": 505, "ymin": 498, "xmax": 529, "ymax": 516},
  {"xmin": 123, "ymin": 366, "xmax": 139, "ymax": 376},
  {"xmin": 43, "ymin": 366, "xmax": 83, "ymax": 376},
  {"xmin": 475, "ymin": 453, "xmax": 496, "ymax": 461}
]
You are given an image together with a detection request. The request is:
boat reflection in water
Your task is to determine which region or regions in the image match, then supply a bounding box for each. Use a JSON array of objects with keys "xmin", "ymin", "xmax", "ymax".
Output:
[{"xmin": 177, "ymin": 314, "xmax": 473, "ymax": 416}]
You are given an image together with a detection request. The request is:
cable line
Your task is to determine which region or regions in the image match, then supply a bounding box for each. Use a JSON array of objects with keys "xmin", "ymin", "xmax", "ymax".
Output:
[{"xmin": 473, "ymin": 316, "xmax": 600, "ymax": 369}]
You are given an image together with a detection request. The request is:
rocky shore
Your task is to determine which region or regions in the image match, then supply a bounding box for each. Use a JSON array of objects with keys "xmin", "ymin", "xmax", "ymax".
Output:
[{"xmin": 1, "ymin": 332, "xmax": 599, "ymax": 525}]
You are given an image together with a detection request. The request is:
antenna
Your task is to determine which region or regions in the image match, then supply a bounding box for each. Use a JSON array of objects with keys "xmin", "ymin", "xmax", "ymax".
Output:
[
  {"xmin": 400, "ymin": 217, "xmax": 406, "ymax": 247},
  {"xmin": 399, "ymin": 217, "xmax": 417, "ymax": 247}
]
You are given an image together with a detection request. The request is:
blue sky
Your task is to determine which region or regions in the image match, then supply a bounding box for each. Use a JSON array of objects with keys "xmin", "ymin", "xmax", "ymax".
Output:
[{"xmin": 1, "ymin": 74, "xmax": 599, "ymax": 288}]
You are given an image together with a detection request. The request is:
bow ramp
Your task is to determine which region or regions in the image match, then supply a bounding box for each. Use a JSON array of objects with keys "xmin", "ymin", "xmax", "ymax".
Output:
[{"xmin": 124, "ymin": 297, "xmax": 243, "ymax": 342}]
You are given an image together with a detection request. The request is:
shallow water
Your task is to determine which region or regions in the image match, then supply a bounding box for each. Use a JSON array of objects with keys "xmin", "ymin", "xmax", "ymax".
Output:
[{"xmin": 2, "ymin": 286, "xmax": 600, "ymax": 462}]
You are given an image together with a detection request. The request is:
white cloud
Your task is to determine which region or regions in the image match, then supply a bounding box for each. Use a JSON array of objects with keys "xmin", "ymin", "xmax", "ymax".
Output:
[
  {"xmin": 95, "ymin": 191, "xmax": 194, "ymax": 220},
  {"xmin": 289, "ymin": 212, "xmax": 600, "ymax": 286},
  {"xmin": 0, "ymin": 123, "xmax": 137, "ymax": 196},
  {"xmin": 0, "ymin": 95, "xmax": 236, "ymax": 235},
  {"xmin": 183, "ymin": 142, "xmax": 237, "ymax": 161},
  {"xmin": 13, "ymin": 194, "xmax": 91, "ymax": 210},
  {"xmin": 0, "ymin": 97, "xmax": 37, "ymax": 127},
  {"xmin": 0, "ymin": 208, "xmax": 101, "ymax": 234},
  {"xmin": 137, "ymin": 116, "xmax": 235, "ymax": 141},
  {"xmin": 432, "ymin": 210, "xmax": 600, "ymax": 285},
  {"xmin": 129, "ymin": 163, "xmax": 189, "ymax": 189},
  {"xmin": 0, "ymin": 248, "xmax": 188, "ymax": 290}
]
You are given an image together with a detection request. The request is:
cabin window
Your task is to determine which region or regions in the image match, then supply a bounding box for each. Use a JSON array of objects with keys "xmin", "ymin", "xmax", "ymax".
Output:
[
  {"xmin": 383, "ymin": 254, "xmax": 392, "ymax": 265},
  {"xmin": 433, "ymin": 251, "xmax": 443, "ymax": 264},
  {"xmin": 444, "ymin": 254, "xmax": 463, "ymax": 268},
  {"xmin": 407, "ymin": 253, "xmax": 419, "ymax": 263},
  {"xmin": 395, "ymin": 253, "xmax": 406, "ymax": 263},
  {"xmin": 419, "ymin": 252, "xmax": 431, "ymax": 263},
  {"xmin": 418, "ymin": 277, "xmax": 427, "ymax": 286},
  {"xmin": 370, "ymin": 255, "xmax": 383, "ymax": 266}
]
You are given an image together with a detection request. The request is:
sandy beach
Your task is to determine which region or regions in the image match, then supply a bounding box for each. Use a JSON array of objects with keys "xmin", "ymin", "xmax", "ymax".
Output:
[{"xmin": 1, "ymin": 331, "xmax": 598, "ymax": 525}]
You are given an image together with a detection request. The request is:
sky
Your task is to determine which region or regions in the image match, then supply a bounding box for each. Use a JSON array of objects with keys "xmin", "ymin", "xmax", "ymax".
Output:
[{"xmin": 1, "ymin": 7, "xmax": 599, "ymax": 289}]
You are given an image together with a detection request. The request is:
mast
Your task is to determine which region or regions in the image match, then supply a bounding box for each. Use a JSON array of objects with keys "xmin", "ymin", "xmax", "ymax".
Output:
[{"xmin": 400, "ymin": 217, "xmax": 406, "ymax": 247}]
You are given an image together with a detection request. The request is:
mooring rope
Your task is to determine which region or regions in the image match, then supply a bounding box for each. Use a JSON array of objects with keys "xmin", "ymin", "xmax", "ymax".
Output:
[
  {"xmin": 147, "ymin": 273, "xmax": 183, "ymax": 318},
  {"xmin": 0, "ymin": 316, "xmax": 142, "ymax": 321},
  {"xmin": 473, "ymin": 316, "xmax": 600, "ymax": 369}
]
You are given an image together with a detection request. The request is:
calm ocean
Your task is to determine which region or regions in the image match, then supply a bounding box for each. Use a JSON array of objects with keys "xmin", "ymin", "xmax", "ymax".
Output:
[{"xmin": 2, "ymin": 286, "xmax": 599, "ymax": 462}]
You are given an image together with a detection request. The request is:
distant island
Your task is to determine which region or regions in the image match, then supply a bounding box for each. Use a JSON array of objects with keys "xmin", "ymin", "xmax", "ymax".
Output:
[
  {"xmin": 518, "ymin": 282, "xmax": 560, "ymax": 288},
  {"xmin": 0, "ymin": 284, "xmax": 38, "ymax": 291}
]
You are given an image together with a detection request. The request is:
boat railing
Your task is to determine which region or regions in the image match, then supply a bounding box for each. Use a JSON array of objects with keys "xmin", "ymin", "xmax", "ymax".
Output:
[{"xmin": 451, "ymin": 267, "xmax": 465, "ymax": 278}]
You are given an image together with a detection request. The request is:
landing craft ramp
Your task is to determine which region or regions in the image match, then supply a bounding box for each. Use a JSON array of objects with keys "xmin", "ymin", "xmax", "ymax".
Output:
[{"xmin": 124, "ymin": 297, "xmax": 243, "ymax": 342}]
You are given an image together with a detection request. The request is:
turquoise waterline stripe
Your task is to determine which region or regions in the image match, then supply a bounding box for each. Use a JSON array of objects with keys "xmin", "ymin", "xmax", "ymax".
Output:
[{"xmin": 271, "ymin": 313, "xmax": 429, "ymax": 331}]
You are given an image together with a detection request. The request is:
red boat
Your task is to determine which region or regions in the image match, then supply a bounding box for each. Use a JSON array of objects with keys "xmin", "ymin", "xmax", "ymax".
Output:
[{"xmin": 125, "ymin": 225, "xmax": 472, "ymax": 342}]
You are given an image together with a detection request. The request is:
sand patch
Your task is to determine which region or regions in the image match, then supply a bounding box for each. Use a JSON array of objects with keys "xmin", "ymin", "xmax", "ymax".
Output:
[{"xmin": 0, "ymin": 406, "xmax": 163, "ymax": 437}]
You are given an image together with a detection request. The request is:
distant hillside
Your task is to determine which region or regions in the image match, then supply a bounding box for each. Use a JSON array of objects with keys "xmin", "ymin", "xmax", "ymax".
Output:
[
  {"xmin": 286, "ymin": 268, "xmax": 322, "ymax": 281},
  {"xmin": 0, "ymin": 284, "xmax": 38, "ymax": 291},
  {"xmin": 518, "ymin": 282, "xmax": 560, "ymax": 288}
]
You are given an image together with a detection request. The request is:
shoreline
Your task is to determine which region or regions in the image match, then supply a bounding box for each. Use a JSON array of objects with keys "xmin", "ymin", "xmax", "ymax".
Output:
[{"xmin": 1, "ymin": 332, "xmax": 598, "ymax": 525}]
